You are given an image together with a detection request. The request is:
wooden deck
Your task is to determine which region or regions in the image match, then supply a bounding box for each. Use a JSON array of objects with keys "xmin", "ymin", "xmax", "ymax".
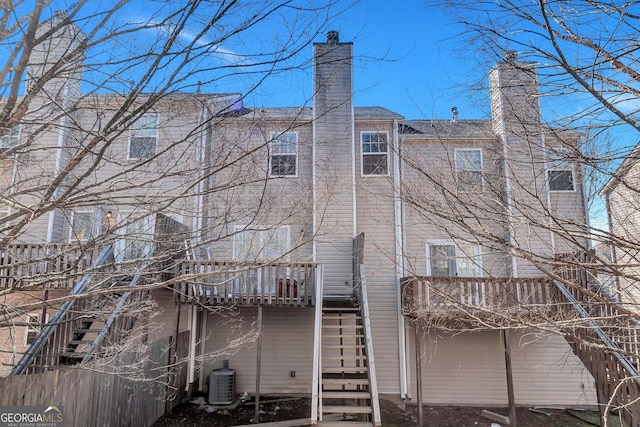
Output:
[
  {"xmin": 401, "ymin": 276, "xmax": 555, "ymax": 324},
  {"xmin": 0, "ymin": 244, "xmax": 104, "ymax": 290},
  {"xmin": 173, "ymin": 260, "xmax": 320, "ymax": 307}
]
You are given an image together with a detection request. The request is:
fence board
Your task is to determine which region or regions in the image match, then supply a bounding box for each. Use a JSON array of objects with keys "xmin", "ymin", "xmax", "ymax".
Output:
[{"xmin": 0, "ymin": 332, "xmax": 188, "ymax": 427}]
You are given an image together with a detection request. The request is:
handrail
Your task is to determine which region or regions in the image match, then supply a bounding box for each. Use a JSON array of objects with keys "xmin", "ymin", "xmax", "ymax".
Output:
[
  {"xmin": 358, "ymin": 264, "xmax": 381, "ymax": 427},
  {"xmin": 11, "ymin": 245, "xmax": 115, "ymax": 376},
  {"xmin": 555, "ymin": 280, "xmax": 640, "ymax": 382},
  {"xmin": 81, "ymin": 250, "xmax": 154, "ymax": 363},
  {"xmin": 310, "ymin": 265, "xmax": 323, "ymax": 425}
]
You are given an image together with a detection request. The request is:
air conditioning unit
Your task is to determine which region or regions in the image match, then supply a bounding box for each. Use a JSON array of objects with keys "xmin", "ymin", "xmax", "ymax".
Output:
[{"xmin": 208, "ymin": 360, "xmax": 235, "ymax": 405}]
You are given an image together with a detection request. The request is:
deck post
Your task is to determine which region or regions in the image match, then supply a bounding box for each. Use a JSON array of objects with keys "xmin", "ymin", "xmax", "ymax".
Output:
[
  {"xmin": 415, "ymin": 322, "xmax": 424, "ymax": 427},
  {"xmin": 255, "ymin": 305, "xmax": 263, "ymax": 423},
  {"xmin": 502, "ymin": 329, "xmax": 517, "ymax": 427}
]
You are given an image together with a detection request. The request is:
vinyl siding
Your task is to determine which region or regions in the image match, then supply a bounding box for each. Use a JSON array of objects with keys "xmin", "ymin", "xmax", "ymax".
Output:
[
  {"xmin": 203, "ymin": 307, "xmax": 314, "ymax": 395},
  {"xmin": 408, "ymin": 328, "xmax": 596, "ymax": 406}
]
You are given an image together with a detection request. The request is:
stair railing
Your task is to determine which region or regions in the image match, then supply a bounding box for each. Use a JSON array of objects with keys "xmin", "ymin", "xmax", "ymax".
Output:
[
  {"xmin": 81, "ymin": 254, "xmax": 153, "ymax": 363},
  {"xmin": 310, "ymin": 265, "xmax": 324, "ymax": 425},
  {"xmin": 11, "ymin": 245, "xmax": 115, "ymax": 376},
  {"xmin": 357, "ymin": 264, "xmax": 382, "ymax": 427},
  {"xmin": 554, "ymin": 280, "xmax": 640, "ymax": 424}
]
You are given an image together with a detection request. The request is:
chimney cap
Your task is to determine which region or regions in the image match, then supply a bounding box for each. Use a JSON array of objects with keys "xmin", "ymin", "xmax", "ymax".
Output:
[
  {"xmin": 326, "ymin": 30, "xmax": 339, "ymax": 44},
  {"xmin": 504, "ymin": 50, "xmax": 518, "ymax": 63}
]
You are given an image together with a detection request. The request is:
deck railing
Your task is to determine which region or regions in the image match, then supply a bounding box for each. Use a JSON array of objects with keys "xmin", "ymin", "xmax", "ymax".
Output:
[
  {"xmin": 174, "ymin": 260, "xmax": 319, "ymax": 306},
  {"xmin": 0, "ymin": 244, "xmax": 104, "ymax": 290},
  {"xmin": 401, "ymin": 276, "xmax": 554, "ymax": 318}
]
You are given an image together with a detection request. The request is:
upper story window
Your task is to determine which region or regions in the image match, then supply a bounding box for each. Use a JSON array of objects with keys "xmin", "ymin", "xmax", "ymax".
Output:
[
  {"xmin": 455, "ymin": 149, "xmax": 483, "ymax": 192},
  {"xmin": 0, "ymin": 126, "xmax": 20, "ymax": 153},
  {"xmin": 233, "ymin": 225, "xmax": 290, "ymax": 262},
  {"xmin": 128, "ymin": 113, "xmax": 158, "ymax": 160},
  {"xmin": 270, "ymin": 132, "xmax": 297, "ymax": 176},
  {"xmin": 427, "ymin": 242, "xmax": 482, "ymax": 277},
  {"xmin": 25, "ymin": 313, "xmax": 42, "ymax": 345},
  {"xmin": 547, "ymin": 148, "xmax": 575, "ymax": 192},
  {"xmin": 361, "ymin": 132, "xmax": 388, "ymax": 175}
]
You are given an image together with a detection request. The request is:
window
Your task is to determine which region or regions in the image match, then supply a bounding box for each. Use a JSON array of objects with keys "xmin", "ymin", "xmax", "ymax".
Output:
[
  {"xmin": 270, "ymin": 132, "xmax": 297, "ymax": 176},
  {"xmin": 233, "ymin": 226, "xmax": 290, "ymax": 262},
  {"xmin": 547, "ymin": 149, "xmax": 575, "ymax": 192},
  {"xmin": 69, "ymin": 211, "xmax": 94, "ymax": 242},
  {"xmin": 427, "ymin": 243, "xmax": 481, "ymax": 277},
  {"xmin": 455, "ymin": 149, "xmax": 483, "ymax": 192},
  {"xmin": 0, "ymin": 126, "xmax": 20, "ymax": 153},
  {"xmin": 361, "ymin": 132, "xmax": 388, "ymax": 175},
  {"xmin": 123, "ymin": 217, "xmax": 152, "ymax": 260},
  {"xmin": 128, "ymin": 113, "xmax": 158, "ymax": 159},
  {"xmin": 25, "ymin": 314, "xmax": 42, "ymax": 345}
]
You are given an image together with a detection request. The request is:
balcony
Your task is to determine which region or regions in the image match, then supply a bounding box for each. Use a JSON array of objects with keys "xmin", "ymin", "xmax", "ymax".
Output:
[
  {"xmin": 401, "ymin": 276, "xmax": 555, "ymax": 326},
  {"xmin": 173, "ymin": 260, "xmax": 320, "ymax": 307},
  {"xmin": 0, "ymin": 244, "xmax": 103, "ymax": 290}
]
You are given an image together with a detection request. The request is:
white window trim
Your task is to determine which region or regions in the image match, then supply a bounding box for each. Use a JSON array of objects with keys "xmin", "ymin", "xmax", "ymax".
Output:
[
  {"xmin": 127, "ymin": 113, "xmax": 159, "ymax": 160},
  {"xmin": 232, "ymin": 224, "xmax": 291, "ymax": 262},
  {"xmin": 269, "ymin": 132, "xmax": 298, "ymax": 177},
  {"xmin": 114, "ymin": 211, "xmax": 156, "ymax": 262},
  {"xmin": 0, "ymin": 125, "xmax": 21, "ymax": 155},
  {"xmin": 25, "ymin": 313, "xmax": 45, "ymax": 346},
  {"xmin": 546, "ymin": 147, "xmax": 577, "ymax": 193},
  {"xmin": 68, "ymin": 211, "xmax": 95, "ymax": 242},
  {"xmin": 425, "ymin": 240, "xmax": 483, "ymax": 277},
  {"xmin": 454, "ymin": 148, "xmax": 484, "ymax": 192},
  {"xmin": 360, "ymin": 131, "xmax": 390, "ymax": 176}
]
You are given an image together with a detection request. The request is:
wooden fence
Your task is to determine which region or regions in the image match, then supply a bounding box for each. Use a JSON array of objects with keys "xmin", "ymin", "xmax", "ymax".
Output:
[
  {"xmin": 0, "ymin": 331, "xmax": 189, "ymax": 427},
  {"xmin": 174, "ymin": 260, "xmax": 319, "ymax": 307}
]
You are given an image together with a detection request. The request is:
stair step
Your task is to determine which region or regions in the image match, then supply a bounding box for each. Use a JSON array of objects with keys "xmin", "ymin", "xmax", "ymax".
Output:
[
  {"xmin": 318, "ymin": 422, "xmax": 373, "ymax": 427},
  {"xmin": 69, "ymin": 340, "xmax": 95, "ymax": 345},
  {"xmin": 60, "ymin": 351, "xmax": 86, "ymax": 359},
  {"xmin": 322, "ymin": 315, "xmax": 362, "ymax": 320},
  {"xmin": 323, "ymin": 344, "xmax": 365, "ymax": 349},
  {"xmin": 326, "ymin": 355, "xmax": 367, "ymax": 361},
  {"xmin": 322, "ymin": 391, "xmax": 371, "ymax": 399},
  {"xmin": 322, "ymin": 323, "xmax": 363, "ymax": 329},
  {"xmin": 323, "ymin": 405, "xmax": 372, "ymax": 415},
  {"xmin": 76, "ymin": 329, "xmax": 102, "ymax": 334},
  {"xmin": 323, "ymin": 367, "xmax": 368, "ymax": 374},
  {"xmin": 323, "ymin": 378, "xmax": 369, "ymax": 386},
  {"xmin": 323, "ymin": 307, "xmax": 360, "ymax": 312},
  {"xmin": 323, "ymin": 334, "xmax": 364, "ymax": 338}
]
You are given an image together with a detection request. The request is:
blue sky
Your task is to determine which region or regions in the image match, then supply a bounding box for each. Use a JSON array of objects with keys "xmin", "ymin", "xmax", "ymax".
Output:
[{"xmin": 249, "ymin": 1, "xmax": 485, "ymax": 121}]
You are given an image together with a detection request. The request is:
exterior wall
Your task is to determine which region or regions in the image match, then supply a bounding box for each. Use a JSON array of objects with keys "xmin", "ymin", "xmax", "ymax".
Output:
[
  {"xmin": 203, "ymin": 307, "xmax": 314, "ymax": 395},
  {"xmin": 400, "ymin": 134, "xmax": 512, "ymax": 278},
  {"xmin": 408, "ymin": 328, "xmax": 596, "ymax": 406},
  {"xmin": 605, "ymin": 166, "xmax": 640, "ymax": 311}
]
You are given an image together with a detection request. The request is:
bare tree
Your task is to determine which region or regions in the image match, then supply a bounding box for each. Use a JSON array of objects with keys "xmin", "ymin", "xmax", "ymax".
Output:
[
  {"xmin": 393, "ymin": 1, "xmax": 640, "ymax": 424},
  {"xmin": 0, "ymin": 0, "xmax": 349, "ymax": 387}
]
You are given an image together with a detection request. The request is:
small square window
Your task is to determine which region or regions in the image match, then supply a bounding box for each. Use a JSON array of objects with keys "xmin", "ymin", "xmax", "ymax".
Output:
[
  {"xmin": 547, "ymin": 148, "xmax": 575, "ymax": 192},
  {"xmin": 548, "ymin": 170, "xmax": 575, "ymax": 191},
  {"xmin": 455, "ymin": 149, "xmax": 483, "ymax": 192},
  {"xmin": 361, "ymin": 132, "xmax": 388, "ymax": 175},
  {"xmin": 129, "ymin": 113, "xmax": 158, "ymax": 159},
  {"xmin": 270, "ymin": 133, "xmax": 297, "ymax": 176},
  {"xmin": 0, "ymin": 126, "xmax": 20, "ymax": 153}
]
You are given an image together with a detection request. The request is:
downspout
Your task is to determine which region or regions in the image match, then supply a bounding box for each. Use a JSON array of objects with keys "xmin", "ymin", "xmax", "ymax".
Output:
[
  {"xmin": 496, "ymin": 67, "xmax": 519, "ymax": 278},
  {"xmin": 392, "ymin": 119, "xmax": 408, "ymax": 399},
  {"xmin": 47, "ymin": 82, "xmax": 71, "ymax": 242},
  {"xmin": 351, "ymin": 48, "xmax": 357, "ymax": 238}
]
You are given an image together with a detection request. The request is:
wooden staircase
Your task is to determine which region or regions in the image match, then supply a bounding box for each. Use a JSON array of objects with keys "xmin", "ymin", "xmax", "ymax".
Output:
[
  {"xmin": 11, "ymin": 246, "xmax": 150, "ymax": 375},
  {"xmin": 319, "ymin": 306, "xmax": 375, "ymax": 427}
]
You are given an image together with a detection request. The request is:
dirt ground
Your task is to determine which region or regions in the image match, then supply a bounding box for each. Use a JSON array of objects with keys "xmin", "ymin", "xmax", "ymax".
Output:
[{"xmin": 153, "ymin": 396, "xmax": 613, "ymax": 427}]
